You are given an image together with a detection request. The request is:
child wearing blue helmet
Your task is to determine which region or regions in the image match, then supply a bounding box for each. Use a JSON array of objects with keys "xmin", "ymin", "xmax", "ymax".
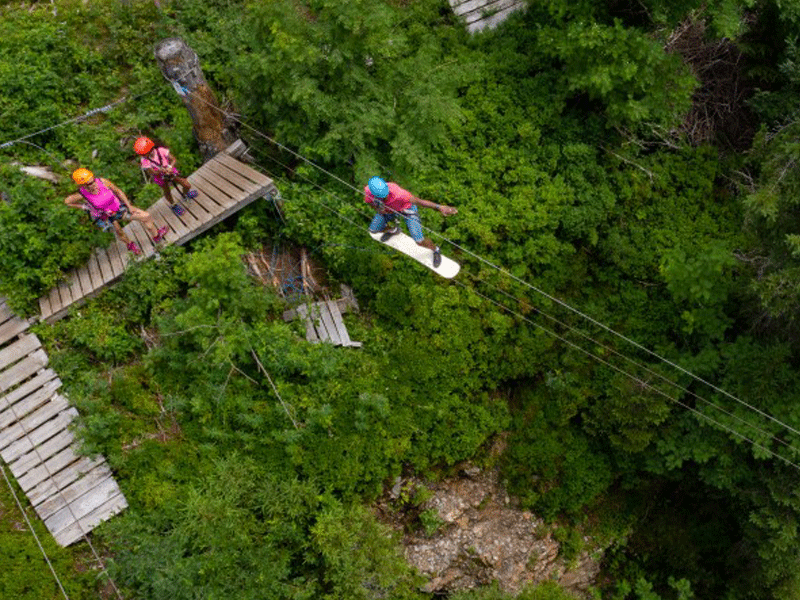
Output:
[{"xmin": 364, "ymin": 176, "xmax": 457, "ymax": 267}]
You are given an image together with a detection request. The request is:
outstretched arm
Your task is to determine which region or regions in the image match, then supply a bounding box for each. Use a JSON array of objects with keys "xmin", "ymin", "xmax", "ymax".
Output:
[
  {"xmin": 411, "ymin": 196, "xmax": 458, "ymax": 216},
  {"xmin": 64, "ymin": 192, "xmax": 86, "ymax": 210}
]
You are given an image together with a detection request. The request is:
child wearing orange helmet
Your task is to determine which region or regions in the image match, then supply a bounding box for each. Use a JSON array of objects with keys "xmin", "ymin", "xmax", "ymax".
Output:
[
  {"xmin": 65, "ymin": 168, "xmax": 168, "ymax": 255},
  {"xmin": 134, "ymin": 136, "xmax": 197, "ymax": 216}
]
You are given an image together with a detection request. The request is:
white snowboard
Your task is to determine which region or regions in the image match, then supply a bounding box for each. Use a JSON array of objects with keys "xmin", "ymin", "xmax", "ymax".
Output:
[{"xmin": 370, "ymin": 231, "xmax": 460, "ymax": 279}]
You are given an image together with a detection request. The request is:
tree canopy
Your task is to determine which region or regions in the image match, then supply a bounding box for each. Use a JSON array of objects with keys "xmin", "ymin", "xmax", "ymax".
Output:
[{"xmin": 2, "ymin": 1, "xmax": 800, "ymax": 599}]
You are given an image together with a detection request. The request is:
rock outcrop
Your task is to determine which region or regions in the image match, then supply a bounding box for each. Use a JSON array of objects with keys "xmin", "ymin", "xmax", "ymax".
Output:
[{"xmin": 396, "ymin": 469, "xmax": 603, "ymax": 597}]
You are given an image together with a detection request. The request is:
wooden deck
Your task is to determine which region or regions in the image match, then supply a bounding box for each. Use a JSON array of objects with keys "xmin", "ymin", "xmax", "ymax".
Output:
[
  {"xmin": 0, "ymin": 300, "xmax": 127, "ymax": 546},
  {"xmin": 39, "ymin": 151, "xmax": 278, "ymax": 322},
  {"xmin": 448, "ymin": 0, "xmax": 526, "ymax": 33}
]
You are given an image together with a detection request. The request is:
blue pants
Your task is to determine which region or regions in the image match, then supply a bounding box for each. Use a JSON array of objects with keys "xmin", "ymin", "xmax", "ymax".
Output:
[{"xmin": 369, "ymin": 205, "xmax": 424, "ymax": 242}]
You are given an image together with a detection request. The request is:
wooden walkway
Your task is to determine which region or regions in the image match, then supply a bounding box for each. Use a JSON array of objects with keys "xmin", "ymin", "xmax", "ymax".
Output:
[
  {"xmin": 448, "ymin": 0, "xmax": 526, "ymax": 33},
  {"xmin": 283, "ymin": 287, "xmax": 361, "ymax": 348},
  {"xmin": 40, "ymin": 151, "xmax": 278, "ymax": 322},
  {"xmin": 0, "ymin": 149, "xmax": 277, "ymax": 547},
  {"xmin": 0, "ymin": 300, "xmax": 127, "ymax": 546}
]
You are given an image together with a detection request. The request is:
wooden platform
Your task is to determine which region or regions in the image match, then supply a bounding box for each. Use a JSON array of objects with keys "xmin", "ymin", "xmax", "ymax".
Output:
[
  {"xmin": 283, "ymin": 287, "xmax": 361, "ymax": 348},
  {"xmin": 448, "ymin": 0, "xmax": 525, "ymax": 33},
  {"xmin": 0, "ymin": 300, "xmax": 127, "ymax": 546},
  {"xmin": 39, "ymin": 151, "xmax": 278, "ymax": 322}
]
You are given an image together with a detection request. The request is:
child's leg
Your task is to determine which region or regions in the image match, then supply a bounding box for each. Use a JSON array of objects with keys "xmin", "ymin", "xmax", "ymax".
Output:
[
  {"xmin": 174, "ymin": 175, "xmax": 191, "ymax": 194},
  {"xmin": 160, "ymin": 182, "xmax": 175, "ymax": 205},
  {"xmin": 128, "ymin": 207, "xmax": 160, "ymax": 238},
  {"xmin": 111, "ymin": 221, "xmax": 133, "ymax": 245}
]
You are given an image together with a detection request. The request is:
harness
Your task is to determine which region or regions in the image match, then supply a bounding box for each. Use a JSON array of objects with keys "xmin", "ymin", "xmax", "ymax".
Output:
[{"xmin": 78, "ymin": 182, "xmax": 128, "ymax": 230}]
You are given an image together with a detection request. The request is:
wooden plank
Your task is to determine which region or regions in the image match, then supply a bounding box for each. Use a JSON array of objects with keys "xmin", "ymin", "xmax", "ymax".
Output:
[
  {"xmin": 84, "ymin": 248, "xmax": 104, "ymax": 291},
  {"xmin": 53, "ymin": 491, "xmax": 128, "ymax": 547},
  {"xmin": 56, "ymin": 277, "xmax": 74, "ymax": 310},
  {"xmin": 64, "ymin": 270, "xmax": 86, "ymax": 304},
  {"xmin": 94, "ymin": 247, "xmax": 115, "ymax": 284},
  {"xmin": 183, "ymin": 177, "xmax": 225, "ymax": 217},
  {"xmin": 45, "ymin": 476, "xmax": 123, "ymax": 535},
  {"xmin": 315, "ymin": 303, "xmax": 341, "ymax": 345},
  {"xmin": 326, "ymin": 300, "xmax": 361, "ymax": 348},
  {"xmin": 0, "ymin": 314, "xmax": 29, "ymax": 346},
  {"xmin": 10, "ymin": 429, "xmax": 75, "ymax": 477},
  {"xmin": 466, "ymin": 3, "xmax": 523, "ymax": 29},
  {"xmin": 75, "ymin": 264, "xmax": 94, "ymax": 299},
  {"xmin": 0, "ymin": 367, "xmax": 58, "ymax": 410},
  {"xmin": 38, "ymin": 294, "xmax": 52, "ymax": 321},
  {"xmin": 214, "ymin": 153, "xmax": 273, "ymax": 187},
  {"xmin": 0, "ymin": 349, "xmax": 48, "ymax": 393},
  {"xmin": 35, "ymin": 465, "xmax": 113, "ymax": 520},
  {"xmin": 45, "ymin": 285, "xmax": 62, "ymax": 318},
  {"xmin": 0, "ymin": 334, "xmax": 41, "ymax": 371},
  {"xmin": 295, "ymin": 305, "xmax": 319, "ymax": 343},
  {"xmin": 28, "ymin": 456, "xmax": 104, "ymax": 508},
  {"xmin": 0, "ymin": 375, "xmax": 61, "ymax": 430},
  {"xmin": 202, "ymin": 160, "xmax": 259, "ymax": 197},
  {"xmin": 155, "ymin": 199, "xmax": 191, "ymax": 239},
  {"xmin": 192, "ymin": 170, "xmax": 240, "ymax": 207},
  {"xmin": 16, "ymin": 444, "xmax": 83, "ymax": 492},
  {"xmin": 0, "ymin": 402, "xmax": 74, "ymax": 458},
  {"xmin": 108, "ymin": 239, "xmax": 127, "ymax": 278}
]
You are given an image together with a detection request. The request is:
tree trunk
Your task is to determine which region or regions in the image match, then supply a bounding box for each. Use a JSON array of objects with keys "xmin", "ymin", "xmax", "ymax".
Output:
[{"xmin": 154, "ymin": 37, "xmax": 232, "ymax": 161}]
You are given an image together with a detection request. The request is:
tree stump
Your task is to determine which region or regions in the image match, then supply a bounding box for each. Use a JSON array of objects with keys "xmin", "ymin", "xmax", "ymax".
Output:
[{"xmin": 154, "ymin": 37, "xmax": 233, "ymax": 160}]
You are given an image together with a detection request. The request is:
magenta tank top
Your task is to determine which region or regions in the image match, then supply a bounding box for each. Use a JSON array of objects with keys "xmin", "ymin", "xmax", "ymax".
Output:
[{"xmin": 79, "ymin": 179, "xmax": 120, "ymax": 213}]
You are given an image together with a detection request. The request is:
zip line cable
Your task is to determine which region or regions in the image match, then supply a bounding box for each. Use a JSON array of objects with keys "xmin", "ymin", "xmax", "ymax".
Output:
[
  {"xmin": 452, "ymin": 280, "xmax": 800, "ymax": 471},
  {"xmin": 241, "ymin": 142, "xmax": 800, "ymax": 463},
  {"xmin": 0, "ymin": 87, "xmax": 158, "ymax": 151},
  {"xmin": 462, "ymin": 270, "xmax": 800, "ymax": 456},
  {"xmin": 218, "ymin": 95, "xmax": 800, "ymax": 448},
  {"xmin": 186, "ymin": 89, "xmax": 800, "ymax": 443},
  {"xmin": 0, "ymin": 464, "xmax": 71, "ymax": 600}
]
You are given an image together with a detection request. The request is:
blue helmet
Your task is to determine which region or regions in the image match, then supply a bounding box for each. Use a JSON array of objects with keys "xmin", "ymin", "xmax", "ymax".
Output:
[{"xmin": 368, "ymin": 176, "xmax": 389, "ymax": 199}]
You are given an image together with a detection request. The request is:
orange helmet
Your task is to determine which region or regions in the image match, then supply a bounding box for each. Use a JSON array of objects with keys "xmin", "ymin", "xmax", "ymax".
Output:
[
  {"xmin": 134, "ymin": 136, "xmax": 154, "ymax": 155},
  {"xmin": 72, "ymin": 168, "xmax": 94, "ymax": 185}
]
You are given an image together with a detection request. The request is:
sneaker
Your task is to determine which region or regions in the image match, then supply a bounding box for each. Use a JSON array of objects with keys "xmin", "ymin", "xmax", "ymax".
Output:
[
  {"xmin": 380, "ymin": 227, "xmax": 399, "ymax": 242},
  {"xmin": 153, "ymin": 226, "xmax": 169, "ymax": 243},
  {"xmin": 171, "ymin": 203, "xmax": 185, "ymax": 216},
  {"xmin": 185, "ymin": 189, "xmax": 198, "ymax": 200},
  {"xmin": 127, "ymin": 241, "xmax": 141, "ymax": 256},
  {"xmin": 433, "ymin": 247, "xmax": 442, "ymax": 268}
]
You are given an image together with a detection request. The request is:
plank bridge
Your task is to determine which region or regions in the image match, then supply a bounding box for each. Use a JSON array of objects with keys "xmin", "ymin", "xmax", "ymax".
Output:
[
  {"xmin": 1, "ymin": 150, "xmax": 276, "ymax": 546},
  {"xmin": 0, "ymin": 300, "xmax": 127, "ymax": 546},
  {"xmin": 41, "ymin": 150, "xmax": 277, "ymax": 322}
]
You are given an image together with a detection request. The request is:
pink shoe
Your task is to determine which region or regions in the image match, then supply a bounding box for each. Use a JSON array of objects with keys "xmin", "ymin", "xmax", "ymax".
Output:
[
  {"xmin": 127, "ymin": 241, "xmax": 141, "ymax": 255},
  {"xmin": 153, "ymin": 226, "xmax": 169, "ymax": 243}
]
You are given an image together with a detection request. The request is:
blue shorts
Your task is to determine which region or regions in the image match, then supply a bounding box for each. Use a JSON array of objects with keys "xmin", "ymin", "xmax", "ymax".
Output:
[{"xmin": 369, "ymin": 205, "xmax": 423, "ymax": 242}]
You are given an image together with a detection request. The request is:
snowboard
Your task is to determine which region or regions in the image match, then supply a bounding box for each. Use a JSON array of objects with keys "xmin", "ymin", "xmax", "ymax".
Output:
[{"xmin": 370, "ymin": 230, "xmax": 460, "ymax": 279}]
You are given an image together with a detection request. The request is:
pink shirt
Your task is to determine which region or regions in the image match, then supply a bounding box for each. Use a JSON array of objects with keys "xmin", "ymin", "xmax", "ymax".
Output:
[
  {"xmin": 140, "ymin": 147, "xmax": 172, "ymax": 171},
  {"xmin": 364, "ymin": 182, "xmax": 414, "ymax": 212},
  {"xmin": 79, "ymin": 179, "xmax": 120, "ymax": 214}
]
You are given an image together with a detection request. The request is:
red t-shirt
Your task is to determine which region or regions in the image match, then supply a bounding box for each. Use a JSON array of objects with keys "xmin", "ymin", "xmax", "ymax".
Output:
[{"xmin": 364, "ymin": 182, "xmax": 414, "ymax": 212}]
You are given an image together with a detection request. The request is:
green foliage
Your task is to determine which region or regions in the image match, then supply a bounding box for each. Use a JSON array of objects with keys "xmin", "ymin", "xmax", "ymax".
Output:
[
  {"xmin": 5, "ymin": 1, "xmax": 800, "ymax": 600},
  {"xmin": 450, "ymin": 580, "xmax": 583, "ymax": 599},
  {"xmin": 227, "ymin": 0, "xmax": 476, "ymax": 175},
  {"xmin": 503, "ymin": 383, "xmax": 614, "ymax": 519},
  {"xmin": 539, "ymin": 19, "xmax": 696, "ymax": 128}
]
